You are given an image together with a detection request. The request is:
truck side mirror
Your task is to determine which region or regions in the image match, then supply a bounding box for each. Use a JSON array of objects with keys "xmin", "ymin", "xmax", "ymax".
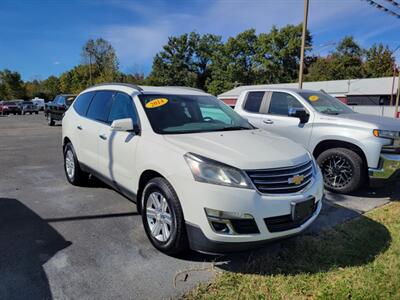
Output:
[{"xmin": 288, "ymin": 108, "xmax": 309, "ymax": 124}]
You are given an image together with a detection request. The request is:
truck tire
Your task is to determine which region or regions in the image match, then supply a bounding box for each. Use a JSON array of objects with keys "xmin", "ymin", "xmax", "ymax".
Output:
[
  {"xmin": 48, "ymin": 114, "xmax": 55, "ymax": 126},
  {"xmin": 141, "ymin": 177, "xmax": 188, "ymax": 255},
  {"xmin": 63, "ymin": 142, "xmax": 88, "ymax": 186},
  {"xmin": 317, "ymin": 147, "xmax": 365, "ymax": 194}
]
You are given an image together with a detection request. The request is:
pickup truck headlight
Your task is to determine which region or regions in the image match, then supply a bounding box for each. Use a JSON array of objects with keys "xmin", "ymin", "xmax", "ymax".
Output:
[
  {"xmin": 373, "ymin": 129, "xmax": 399, "ymax": 140},
  {"xmin": 184, "ymin": 153, "xmax": 252, "ymax": 189}
]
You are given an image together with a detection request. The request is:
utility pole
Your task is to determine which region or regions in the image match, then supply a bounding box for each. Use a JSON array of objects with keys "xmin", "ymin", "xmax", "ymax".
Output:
[
  {"xmin": 395, "ymin": 68, "xmax": 400, "ymax": 118},
  {"xmin": 298, "ymin": 0, "xmax": 309, "ymax": 89}
]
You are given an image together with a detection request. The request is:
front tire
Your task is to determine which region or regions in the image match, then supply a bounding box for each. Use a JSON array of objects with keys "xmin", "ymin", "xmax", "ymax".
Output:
[
  {"xmin": 141, "ymin": 177, "xmax": 188, "ymax": 255},
  {"xmin": 63, "ymin": 142, "xmax": 88, "ymax": 186},
  {"xmin": 317, "ymin": 147, "xmax": 365, "ymax": 194}
]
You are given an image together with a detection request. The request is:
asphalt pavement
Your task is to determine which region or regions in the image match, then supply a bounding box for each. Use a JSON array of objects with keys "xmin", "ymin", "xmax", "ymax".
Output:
[{"xmin": 0, "ymin": 114, "xmax": 397, "ymax": 299}]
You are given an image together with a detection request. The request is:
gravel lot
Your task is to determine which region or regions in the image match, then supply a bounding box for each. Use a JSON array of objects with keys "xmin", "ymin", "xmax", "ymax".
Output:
[{"xmin": 0, "ymin": 114, "xmax": 398, "ymax": 300}]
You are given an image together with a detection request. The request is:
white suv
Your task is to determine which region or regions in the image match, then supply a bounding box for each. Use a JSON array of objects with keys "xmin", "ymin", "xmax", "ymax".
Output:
[{"xmin": 62, "ymin": 83, "xmax": 324, "ymax": 254}]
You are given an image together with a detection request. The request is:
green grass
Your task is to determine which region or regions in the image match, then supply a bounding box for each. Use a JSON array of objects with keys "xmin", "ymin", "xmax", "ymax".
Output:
[{"xmin": 186, "ymin": 202, "xmax": 400, "ymax": 300}]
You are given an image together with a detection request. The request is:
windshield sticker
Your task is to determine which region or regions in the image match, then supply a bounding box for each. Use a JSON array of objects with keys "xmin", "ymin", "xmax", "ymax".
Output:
[
  {"xmin": 145, "ymin": 98, "xmax": 169, "ymax": 108},
  {"xmin": 309, "ymin": 95, "xmax": 319, "ymax": 102}
]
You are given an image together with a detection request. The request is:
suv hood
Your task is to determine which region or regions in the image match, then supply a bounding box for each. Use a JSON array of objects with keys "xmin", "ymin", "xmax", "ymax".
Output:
[
  {"xmin": 334, "ymin": 113, "xmax": 400, "ymax": 131},
  {"xmin": 163, "ymin": 129, "xmax": 310, "ymax": 170}
]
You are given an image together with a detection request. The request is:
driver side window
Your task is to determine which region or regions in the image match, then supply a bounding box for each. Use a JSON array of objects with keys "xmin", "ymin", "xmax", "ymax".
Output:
[{"xmin": 268, "ymin": 92, "xmax": 303, "ymax": 116}]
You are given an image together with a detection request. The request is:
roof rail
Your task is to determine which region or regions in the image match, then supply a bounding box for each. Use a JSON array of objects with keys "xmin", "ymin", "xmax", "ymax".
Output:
[
  {"xmin": 168, "ymin": 86, "xmax": 205, "ymax": 93},
  {"xmin": 91, "ymin": 82, "xmax": 143, "ymax": 92}
]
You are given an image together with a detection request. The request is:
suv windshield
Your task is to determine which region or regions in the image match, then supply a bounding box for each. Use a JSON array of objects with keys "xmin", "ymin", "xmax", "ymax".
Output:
[
  {"xmin": 139, "ymin": 94, "xmax": 253, "ymax": 134},
  {"xmin": 299, "ymin": 91, "xmax": 354, "ymax": 115}
]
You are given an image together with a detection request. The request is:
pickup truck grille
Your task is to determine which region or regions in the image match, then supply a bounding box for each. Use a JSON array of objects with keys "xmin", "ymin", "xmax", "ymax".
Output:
[{"xmin": 246, "ymin": 160, "xmax": 313, "ymax": 194}]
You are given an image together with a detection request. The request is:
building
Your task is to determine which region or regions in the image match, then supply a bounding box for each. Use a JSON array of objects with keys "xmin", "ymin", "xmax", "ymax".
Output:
[{"xmin": 218, "ymin": 76, "xmax": 399, "ymax": 107}]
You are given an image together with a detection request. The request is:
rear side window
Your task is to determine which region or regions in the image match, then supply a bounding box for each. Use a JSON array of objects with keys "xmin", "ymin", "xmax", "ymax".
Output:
[
  {"xmin": 73, "ymin": 92, "xmax": 95, "ymax": 116},
  {"xmin": 86, "ymin": 91, "xmax": 114, "ymax": 123},
  {"xmin": 243, "ymin": 92, "xmax": 264, "ymax": 113},
  {"xmin": 108, "ymin": 92, "xmax": 139, "ymax": 124}
]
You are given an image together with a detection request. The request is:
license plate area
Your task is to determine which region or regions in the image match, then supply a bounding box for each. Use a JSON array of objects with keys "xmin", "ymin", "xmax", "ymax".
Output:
[{"xmin": 291, "ymin": 198, "xmax": 315, "ymax": 222}]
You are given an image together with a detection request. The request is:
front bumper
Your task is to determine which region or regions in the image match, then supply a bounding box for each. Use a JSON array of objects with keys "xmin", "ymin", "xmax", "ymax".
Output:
[
  {"xmin": 169, "ymin": 169, "xmax": 324, "ymax": 253},
  {"xmin": 368, "ymin": 153, "xmax": 400, "ymax": 184}
]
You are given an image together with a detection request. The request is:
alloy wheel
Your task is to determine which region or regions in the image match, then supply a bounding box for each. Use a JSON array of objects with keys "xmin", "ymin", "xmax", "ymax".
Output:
[
  {"xmin": 146, "ymin": 192, "xmax": 173, "ymax": 242},
  {"xmin": 321, "ymin": 154, "xmax": 353, "ymax": 188},
  {"xmin": 65, "ymin": 150, "xmax": 75, "ymax": 179}
]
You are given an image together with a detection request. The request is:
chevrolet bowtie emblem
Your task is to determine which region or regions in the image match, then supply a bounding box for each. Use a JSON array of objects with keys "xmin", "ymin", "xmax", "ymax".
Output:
[{"xmin": 288, "ymin": 175, "xmax": 305, "ymax": 185}]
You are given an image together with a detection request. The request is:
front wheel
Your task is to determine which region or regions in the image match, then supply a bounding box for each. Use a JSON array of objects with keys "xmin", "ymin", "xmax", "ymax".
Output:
[
  {"xmin": 317, "ymin": 147, "xmax": 365, "ymax": 194},
  {"xmin": 141, "ymin": 177, "xmax": 188, "ymax": 255}
]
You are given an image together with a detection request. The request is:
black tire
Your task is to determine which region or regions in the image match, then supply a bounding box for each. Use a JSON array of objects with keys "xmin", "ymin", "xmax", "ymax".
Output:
[
  {"xmin": 35, "ymin": 111, "xmax": 38, "ymax": 114},
  {"xmin": 141, "ymin": 177, "xmax": 188, "ymax": 255},
  {"xmin": 29, "ymin": 112, "xmax": 32, "ymax": 115},
  {"xmin": 23, "ymin": 112, "xmax": 26, "ymax": 115},
  {"xmin": 63, "ymin": 142, "xmax": 88, "ymax": 186},
  {"xmin": 13, "ymin": 113, "xmax": 16, "ymax": 115},
  {"xmin": 317, "ymin": 147, "xmax": 365, "ymax": 194},
  {"xmin": 48, "ymin": 114, "xmax": 55, "ymax": 126},
  {"xmin": 18, "ymin": 112, "xmax": 21, "ymax": 115}
]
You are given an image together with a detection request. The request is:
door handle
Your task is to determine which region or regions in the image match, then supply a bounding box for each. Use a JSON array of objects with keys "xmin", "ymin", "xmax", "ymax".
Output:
[
  {"xmin": 263, "ymin": 120, "xmax": 274, "ymax": 124},
  {"xmin": 99, "ymin": 134, "xmax": 107, "ymax": 140},
  {"xmin": 77, "ymin": 125, "xmax": 82, "ymax": 130}
]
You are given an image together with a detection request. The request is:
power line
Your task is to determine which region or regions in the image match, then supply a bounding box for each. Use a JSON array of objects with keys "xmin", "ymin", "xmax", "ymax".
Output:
[
  {"xmin": 362, "ymin": 0, "xmax": 400, "ymax": 19},
  {"xmin": 383, "ymin": 0, "xmax": 400, "ymax": 8}
]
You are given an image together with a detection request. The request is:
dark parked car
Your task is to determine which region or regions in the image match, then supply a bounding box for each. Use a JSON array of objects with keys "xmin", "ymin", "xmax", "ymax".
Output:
[
  {"xmin": 45, "ymin": 94, "xmax": 76, "ymax": 126},
  {"xmin": 21, "ymin": 101, "xmax": 39, "ymax": 115},
  {"xmin": 0, "ymin": 101, "xmax": 22, "ymax": 115}
]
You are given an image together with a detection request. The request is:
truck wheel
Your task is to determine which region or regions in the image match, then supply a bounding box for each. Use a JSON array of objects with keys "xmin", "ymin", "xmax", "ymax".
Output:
[
  {"xmin": 63, "ymin": 142, "xmax": 88, "ymax": 186},
  {"xmin": 48, "ymin": 114, "xmax": 55, "ymax": 126},
  {"xmin": 141, "ymin": 177, "xmax": 188, "ymax": 255},
  {"xmin": 35, "ymin": 111, "xmax": 38, "ymax": 114},
  {"xmin": 317, "ymin": 148, "xmax": 365, "ymax": 194}
]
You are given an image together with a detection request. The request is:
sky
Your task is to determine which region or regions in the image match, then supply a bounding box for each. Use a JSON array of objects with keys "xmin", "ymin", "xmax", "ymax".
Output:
[{"xmin": 0, "ymin": 0, "xmax": 399, "ymax": 81}]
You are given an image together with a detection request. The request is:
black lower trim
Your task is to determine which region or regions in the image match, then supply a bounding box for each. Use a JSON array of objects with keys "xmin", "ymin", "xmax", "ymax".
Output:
[
  {"xmin": 79, "ymin": 162, "xmax": 137, "ymax": 203},
  {"xmin": 186, "ymin": 223, "xmax": 296, "ymax": 254}
]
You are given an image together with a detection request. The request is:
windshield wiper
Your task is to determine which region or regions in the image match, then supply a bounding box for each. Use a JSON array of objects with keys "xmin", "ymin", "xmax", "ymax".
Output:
[
  {"xmin": 216, "ymin": 126, "xmax": 252, "ymax": 131},
  {"xmin": 321, "ymin": 110, "xmax": 339, "ymax": 115}
]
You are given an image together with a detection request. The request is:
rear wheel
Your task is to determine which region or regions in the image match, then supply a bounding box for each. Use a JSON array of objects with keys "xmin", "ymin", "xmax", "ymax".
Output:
[
  {"xmin": 141, "ymin": 177, "xmax": 188, "ymax": 255},
  {"xmin": 317, "ymin": 147, "xmax": 365, "ymax": 194},
  {"xmin": 63, "ymin": 142, "xmax": 88, "ymax": 186},
  {"xmin": 35, "ymin": 111, "xmax": 38, "ymax": 114}
]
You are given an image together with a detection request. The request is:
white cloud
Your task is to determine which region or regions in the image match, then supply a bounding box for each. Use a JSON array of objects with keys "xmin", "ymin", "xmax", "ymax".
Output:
[
  {"xmin": 53, "ymin": 61, "xmax": 60, "ymax": 65},
  {"xmin": 98, "ymin": 0, "xmax": 398, "ymax": 70}
]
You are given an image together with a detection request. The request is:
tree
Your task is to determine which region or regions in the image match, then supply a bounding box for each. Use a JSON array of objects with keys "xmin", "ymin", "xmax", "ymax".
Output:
[
  {"xmin": 148, "ymin": 32, "xmax": 222, "ymax": 90},
  {"xmin": 306, "ymin": 36, "xmax": 363, "ymax": 81},
  {"xmin": 0, "ymin": 69, "xmax": 26, "ymax": 100},
  {"xmin": 42, "ymin": 76, "xmax": 60, "ymax": 100},
  {"xmin": 206, "ymin": 29, "xmax": 260, "ymax": 95},
  {"xmin": 81, "ymin": 38, "xmax": 119, "ymax": 83},
  {"xmin": 363, "ymin": 43, "xmax": 394, "ymax": 78},
  {"xmin": 257, "ymin": 24, "xmax": 312, "ymax": 84}
]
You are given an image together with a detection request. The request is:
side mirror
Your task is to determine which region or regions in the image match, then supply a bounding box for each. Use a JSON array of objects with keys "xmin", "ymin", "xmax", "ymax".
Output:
[
  {"xmin": 288, "ymin": 108, "xmax": 309, "ymax": 124},
  {"xmin": 110, "ymin": 118, "xmax": 140, "ymax": 134}
]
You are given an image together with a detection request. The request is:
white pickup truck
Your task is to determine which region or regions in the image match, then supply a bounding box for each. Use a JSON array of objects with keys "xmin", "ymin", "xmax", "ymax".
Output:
[{"xmin": 234, "ymin": 88, "xmax": 400, "ymax": 194}]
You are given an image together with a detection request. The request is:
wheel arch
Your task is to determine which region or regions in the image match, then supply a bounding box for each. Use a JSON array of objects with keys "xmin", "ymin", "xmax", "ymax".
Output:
[
  {"xmin": 312, "ymin": 139, "xmax": 368, "ymax": 166},
  {"xmin": 136, "ymin": 170, "xmax": 165, "ymax": 213}
]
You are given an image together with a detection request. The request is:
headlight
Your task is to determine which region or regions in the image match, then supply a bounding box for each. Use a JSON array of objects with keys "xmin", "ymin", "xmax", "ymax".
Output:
[
  {"xmin": 184, "ymin": 153, "xmax": 252, "ymax": 189},
  {"xmin": 373, "ymin": 129, "xmax": 399, "ymax": 140}
]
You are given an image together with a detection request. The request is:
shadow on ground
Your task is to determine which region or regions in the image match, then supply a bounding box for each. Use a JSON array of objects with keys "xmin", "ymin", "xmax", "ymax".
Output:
[{"xmin": 0, "ymin": 198, "xmax": 71, "ymax": 299}]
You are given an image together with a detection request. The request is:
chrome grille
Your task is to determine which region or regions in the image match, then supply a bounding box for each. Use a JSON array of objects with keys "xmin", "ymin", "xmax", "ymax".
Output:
[{"xmin": 246, "ymin": 160, "xmax": 313, "ymax": 194}]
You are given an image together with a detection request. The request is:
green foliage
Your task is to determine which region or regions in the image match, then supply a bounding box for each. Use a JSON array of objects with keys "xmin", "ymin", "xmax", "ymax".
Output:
[
  {"xmin": 306, "ymin": 37, "xmax": 394, "ymax": 82},
  {"xmin": 148, "ymin": 32, "xmax": 222, "ymax": 91},
  {"xmin": 0, "ymin": 30, "xmax": 396, "ymax": 100},
  {"xmin": 0, "ymin": 69, "xmax": 26, "ymax": 100},
  {"xmin": 363, "ymin": 43, "xmax": 395, "ymax": 78}
]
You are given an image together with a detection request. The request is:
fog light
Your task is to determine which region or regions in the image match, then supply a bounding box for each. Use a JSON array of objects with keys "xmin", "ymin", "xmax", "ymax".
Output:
[
  {"xmin": 205, "ymin": 208, "xmax": 258, "ymax": 235},
  {"xmin": 211, "ymin": 221, "xmax": 229, "ymax": 233}
]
